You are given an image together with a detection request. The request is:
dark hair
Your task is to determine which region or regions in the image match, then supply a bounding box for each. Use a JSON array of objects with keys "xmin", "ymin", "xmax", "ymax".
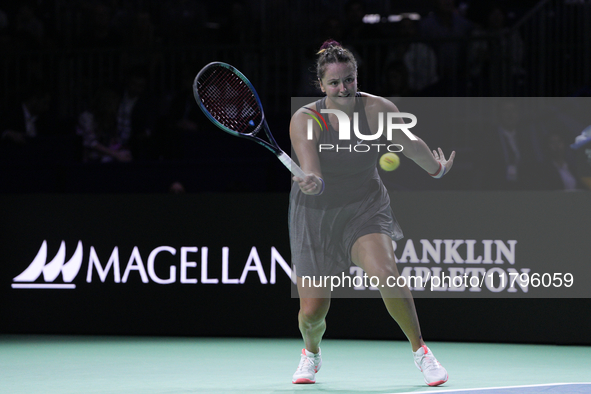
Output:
[{"xmin": 315, "ymin": 39, "xmax": 358, "ymax": 82}]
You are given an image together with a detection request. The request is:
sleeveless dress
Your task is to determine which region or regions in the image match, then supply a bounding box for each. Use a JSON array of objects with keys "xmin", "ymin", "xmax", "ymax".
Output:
[{"xmin": 289, "ymin": 94, "xmax": 404, "ymax": 277}]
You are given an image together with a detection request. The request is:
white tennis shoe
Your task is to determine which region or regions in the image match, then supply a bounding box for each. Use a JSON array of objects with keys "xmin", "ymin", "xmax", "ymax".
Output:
[
  {"xmin": 413, "ymin": 345, "xmax": 448, "ymax": 386},
  {"xmin": 292, "ymin": 348, "xmax": 322, "ymax": 384}
]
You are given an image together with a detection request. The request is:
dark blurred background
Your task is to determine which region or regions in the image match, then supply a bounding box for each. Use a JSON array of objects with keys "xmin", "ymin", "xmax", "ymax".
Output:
[{"xmin": 1, "ymin": 0, "xmax": 590, "ymax": 193}]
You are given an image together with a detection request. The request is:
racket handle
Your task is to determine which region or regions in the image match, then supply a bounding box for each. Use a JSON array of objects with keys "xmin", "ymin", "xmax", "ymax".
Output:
[{"xmin": 277, "ymin": 151, "xmax": 307, "ymax": 179}]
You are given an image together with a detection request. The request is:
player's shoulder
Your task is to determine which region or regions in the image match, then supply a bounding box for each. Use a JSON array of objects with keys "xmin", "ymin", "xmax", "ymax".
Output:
[
  {"xmin": 291, "ymin": 100, "xmax": 320, "ymax": 122},
  {"xmin": 296, "ymin": 99, "xmax": 320, "ymax": 114},
  {"xmin": 358, "ymin": 92, "xmax": 400, "ymax": 113}
]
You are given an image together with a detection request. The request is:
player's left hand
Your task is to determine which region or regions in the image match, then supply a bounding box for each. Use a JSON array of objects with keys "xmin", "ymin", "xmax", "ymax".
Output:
[{"xmin": 432, "ymin": 148, "xmax": 456, "ymax": 173}]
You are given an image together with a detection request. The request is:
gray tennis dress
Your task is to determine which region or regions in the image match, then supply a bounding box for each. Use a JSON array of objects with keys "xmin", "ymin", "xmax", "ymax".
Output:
[{"xmin": 289, "ymin": 95, "xmax": 404, "ymax": 277}]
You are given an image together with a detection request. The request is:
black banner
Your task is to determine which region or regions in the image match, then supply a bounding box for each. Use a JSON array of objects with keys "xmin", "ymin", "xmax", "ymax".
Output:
[{"xmin": 1, "ymin": 192, "xmax": 590, "ymax": 344}]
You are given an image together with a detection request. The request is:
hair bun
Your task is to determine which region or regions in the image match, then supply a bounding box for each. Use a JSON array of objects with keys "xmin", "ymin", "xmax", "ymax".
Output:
[
  {"xmin": 319, "ymin": 39, "xmax": 341, "ymax": 52},
  {"xmin": 314, "ymin": 38, "xmax": 357, "ymax": 81}
]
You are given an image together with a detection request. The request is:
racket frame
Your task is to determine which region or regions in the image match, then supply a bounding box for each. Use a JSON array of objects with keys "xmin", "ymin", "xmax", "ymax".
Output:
[{"xmin": 193, "ymin": 62, "xmax": 305, "ymax": 178}]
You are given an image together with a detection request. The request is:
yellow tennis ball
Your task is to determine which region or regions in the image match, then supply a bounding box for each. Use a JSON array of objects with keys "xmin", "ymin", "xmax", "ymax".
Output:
[{"xmin": 379, "ymin": 152, "xmax": 400, "ymax": 171}]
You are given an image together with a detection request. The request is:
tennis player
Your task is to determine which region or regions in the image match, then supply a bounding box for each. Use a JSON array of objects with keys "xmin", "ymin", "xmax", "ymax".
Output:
[{"xmin": 289, "ymin": 40, "xmax": 455, "ymax": 387}]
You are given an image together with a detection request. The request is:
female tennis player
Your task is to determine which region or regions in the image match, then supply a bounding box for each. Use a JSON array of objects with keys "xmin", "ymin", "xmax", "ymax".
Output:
[{"xmin": 289, "ymin": 40, "xmax": 455, "ymax": 387}]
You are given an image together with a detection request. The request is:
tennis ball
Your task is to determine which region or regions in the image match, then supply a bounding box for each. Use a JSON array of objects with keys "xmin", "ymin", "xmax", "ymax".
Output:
[{"xmin": 379, "ymin": 152, "xmax": 400, "ymax": 171}]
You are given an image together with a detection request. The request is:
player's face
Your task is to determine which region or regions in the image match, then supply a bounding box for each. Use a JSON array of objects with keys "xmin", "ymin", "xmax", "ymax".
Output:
[{"xmin": 319, "ymin": 62, "xmax": 357, "ymax": 108}]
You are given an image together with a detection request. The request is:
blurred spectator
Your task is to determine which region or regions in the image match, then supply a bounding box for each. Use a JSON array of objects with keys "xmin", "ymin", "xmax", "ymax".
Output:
[
  {"xmin": 477, "ymin": 100, "xmax": 542, "ymax": 190},
  {"xmin": 296, "ymin": 15, "xmax": 344, "ymax": 97},
  {"xmin": 120, "ymin": 11, "xmax": 163, "ymax": 80},
  {"xmin": 216, "ymin": 1, "xmax": 261, "ymax": 78},
  {"xmin": 322, "ymin": 17, "xmax": 344, "ymax": 44},
  {"xmin": 420, "ymin": 0, "xmax": 473, "ymax": 95},
  {"xmin": 380, "ymin": 61, "xmax": 410, "ymax": 101},
  {"xmin": 13, "ymin": 1, "xmax": 45, "ymax": 49},
  {"xmin": 385, "ymin": 17, "xmax": 439, "ymax": 94},
  {"xmin": 218, "ymin": 1, "xmax": 258, "ymax": 45},
  {"xmin": 0, "ymin": 85, "xmax": 52, "ymax": 146},
  {"xmin": 467, "ymin": 4, "xmax": 525, "ymax": 96},
  {"xmin": 0, "ymin": 6, "xmax": 6, "ymax": 29},
  {"xmin": 342, "ymin": 0, "xmax": 384, "ymax": 92},
  {"xmin": 0, "ymin": 4, "xmax": 9, "ymax": 49},
  {"xmin": 76, "ymin": 88, "xmax": 132, "ymax": 163},
  {"xmin": 295, "ymin": 41, "xmax": 324, "ymax": 97},
  {"xmin": 169, "ymin": 181, "xmax": 186, "ymax": 194},
  {"xmin": 160, "ymin": 0, "xmax": 207, "ymax": 46},
  {"xmin": 342, "ymin": 0, "xmax": 383, "ymax": 42},
  {"xmin": 77, "ymin": 1, "xmax": 121, "ymax": 49},
  {"xmin": 538, "ymin": 132, "xmax": 581, "ymax": 191},
  {"xmin": 154, "ymin": 64, "xmax": 202, "ymax": 160},
  {"xmin": 73, "ymin": 2, "xmax": 123, "ymax": 96},
  {"xmin": 571, "ymin": 127, "xmax": 591, "ymax": 190},
  {"xmin": 116, "ymin": 67, "xmax": 157, "ymax": 160}
]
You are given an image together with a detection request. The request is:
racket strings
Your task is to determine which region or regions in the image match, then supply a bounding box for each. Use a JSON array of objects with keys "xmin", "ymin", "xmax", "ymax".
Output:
[{"xmin": 197, "ymin": 67, "xmax": 262, "ymax": 134}]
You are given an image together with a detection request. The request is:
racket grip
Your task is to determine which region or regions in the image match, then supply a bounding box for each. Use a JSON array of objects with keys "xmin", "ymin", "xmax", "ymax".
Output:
[{"xmin": 277, "ymin": 151, "xmax": 306, "ymax": 179}]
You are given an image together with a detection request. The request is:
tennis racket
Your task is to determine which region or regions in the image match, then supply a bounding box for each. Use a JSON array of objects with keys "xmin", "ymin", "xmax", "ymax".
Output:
[{"xmin": 193, "ymin": 62, "xmax": 306, "ymax": 179}]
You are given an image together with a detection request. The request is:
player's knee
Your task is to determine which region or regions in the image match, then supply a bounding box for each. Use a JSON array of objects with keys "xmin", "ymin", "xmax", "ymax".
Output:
[
  {"xmin": 364, "ymin": 262, "xmax": 398, "ymax": 283},
  {"xmin": 299, "ymin": 299, "xmax": 330, "ymax": 324}
]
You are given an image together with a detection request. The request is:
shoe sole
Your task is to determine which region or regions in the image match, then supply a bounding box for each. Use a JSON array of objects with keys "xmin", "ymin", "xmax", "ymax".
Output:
[
  {"xmin": 426, "ymin": 374, "xmax": 448, "ymax": 387},
  {"xmin": 292, "ymin": 378, "xmax": 315, "ymax": 384}
]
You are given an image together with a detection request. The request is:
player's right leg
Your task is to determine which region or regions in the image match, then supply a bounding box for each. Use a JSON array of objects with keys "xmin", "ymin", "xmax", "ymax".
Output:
[{"xmin": 292, "ymin": 276, "xmax": 331, "ymax": 384}]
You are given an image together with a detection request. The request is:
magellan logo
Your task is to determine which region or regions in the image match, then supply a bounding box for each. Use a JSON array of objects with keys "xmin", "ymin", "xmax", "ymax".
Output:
[
  {"xmin": 12, "ymin": 241, "xmax": 293, "ymax": 289},
  {"xmin": 12, "ymin": 240, "xmax": 83, "ymax": 289}
]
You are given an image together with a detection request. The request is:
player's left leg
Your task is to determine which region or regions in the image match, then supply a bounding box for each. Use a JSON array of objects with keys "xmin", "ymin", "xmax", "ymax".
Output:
[{"xmin": 351, "ymin": 233, "xmax": 448, "ymax": 386}]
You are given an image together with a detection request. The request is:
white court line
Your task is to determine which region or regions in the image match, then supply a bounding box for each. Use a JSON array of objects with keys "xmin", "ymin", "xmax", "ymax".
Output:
[
  {"xmin": 386, "ymin": 382, "xmax": 591, "ymax": 394},
  {"xmin": 11, "ymin": 284, "xmax": 76, "ymax": 289}
]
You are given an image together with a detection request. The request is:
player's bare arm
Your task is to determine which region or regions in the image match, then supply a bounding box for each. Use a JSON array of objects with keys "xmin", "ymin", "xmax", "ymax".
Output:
[
  {"xmin": 290, "ymin": 107, "xmax": 325, "ymax": 195},
  {"xmin": 366, "ymin": 94, "xmax": 456, "ymax": 176}
]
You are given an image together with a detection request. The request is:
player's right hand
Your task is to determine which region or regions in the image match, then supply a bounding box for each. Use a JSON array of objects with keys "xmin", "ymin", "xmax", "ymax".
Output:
[{"xmin": 294, "ymin": 174, "xmax": 323, "ymax": 195}]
